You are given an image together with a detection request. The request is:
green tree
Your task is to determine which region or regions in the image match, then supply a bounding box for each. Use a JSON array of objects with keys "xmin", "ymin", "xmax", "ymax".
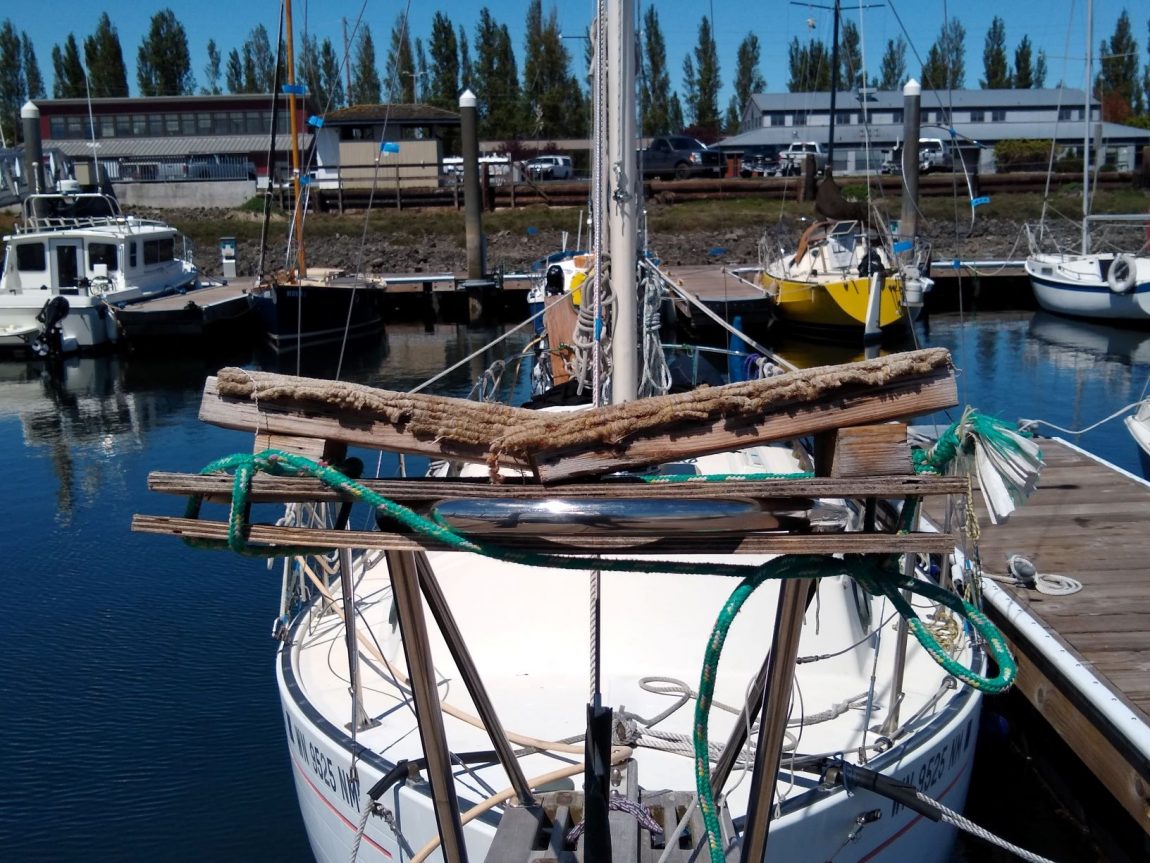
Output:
[
  {"xmin": 1095, "ymin": 10, "xmax": 1142, "ymax": 120},
  {"xmin": 1012, "ymin": 35, "xmax": 1034, "ymax": 89},
  {"xmin": 414, "ymin": 38, "xmax": 428, "ymax": 102},
  {"xmin": 203, "ymin": 39, "xmax": 222, "ymax": 95},
  {"xmin": 1035, "ymin": 50, "xmax": 1047, "ymax": 87},
  {"xmin": 725, "ymin": 32, "xmax": 764, "ymax": 134},
  {"xmin": 640, "ymin": 6, "xmax": 673, "ymax": 135},
  {"xmin": 241, "ymin": 24, "xmax": 277, "ymax": 93},
  {"xmin": 319, "ymin": 38, "xmax": 345, "ymax": 109},
  {"xmin": 22, "ymin": 34, "xmax": 44, "ymax": 99},
  {"xmin": 84, "ymin": 13, "xmax": 128, "ymax": 97},
  {"xmin": 981, "ymin": 16, "xmax": 1010, "ymax": 88},
  {"xmin": 51, "ymin": 34, "xmax": 86, "ymax": 98},
  {"xmin": 0, "ymin": 21, "xmax": 23, "ymax": 145},
  {"xmin": 522, "ymin": 1, "xmax": 584, "ymax": 139},
  {"xmin": 787, "ymin": 37, "xmax": 831, "ymax": 92},
  {"xmin": 385, "ymin": 14, "xmax": 415, "ymax": 102},
  {"xmin": 681, "ymin": 16, "xmax": 720, "ymax": 135},
  {"xmin": 427, "ymin": 12, "xmax": 460, "ymax": 110},
  {"xmin": 878, "ymin": 37, "xmax": 907, "ymax": 90},
  {"xmin": 137, "ymin": 9, "xmax": 194, "ymax": 96},
  {"xmin": 225, "ymin": 48, "xmax": 243, "ymax": 93},
  {"xmin": 297, "ymin": 33, "xmax": 322, "ymax": 105},
  {"xmin": 349, "ymin": 26, "xmax": 381, "ymax": 104},
  {"xmin": 920, "ymin": 18, "xmax": 965, "ymax": 90},
  {"xmin": 471, "ymin": 9, "xmax": 521, "ymax": 139},
  {"xmin": 668, "ymin": 92, "xmax": 685, "ymax": 133},
  {"xmin": 839, "ymin": 20, "xmax": 863, "ymax": 90},
  {"xmin": 459, "ymin": 26, "xmax": 472, "ymax": 91}
]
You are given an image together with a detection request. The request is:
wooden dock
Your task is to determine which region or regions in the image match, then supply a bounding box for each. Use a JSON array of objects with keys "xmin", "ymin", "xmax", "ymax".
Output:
[
  {"xmin": 924, "ymin": 436, "xmax": 1150, "ymax": 837},
  {"xmin": 115, "ymin": 280, "xmax": 254, "ymax": 340},
  {"xmin": 653, "ymin": 264, "xmax": 773, "ymax": 330}
]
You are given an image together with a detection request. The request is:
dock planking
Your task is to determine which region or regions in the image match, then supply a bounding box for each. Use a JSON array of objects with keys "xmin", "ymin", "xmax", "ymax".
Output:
[{"xmin": 923, "ymin": 436, "xmax": 1150, "ymax": 835}]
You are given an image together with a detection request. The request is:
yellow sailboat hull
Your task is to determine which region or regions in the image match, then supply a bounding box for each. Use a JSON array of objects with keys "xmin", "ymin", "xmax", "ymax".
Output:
[{"xmin": 766, "ymin": 275, "xmax": 909, "ymax": 330}]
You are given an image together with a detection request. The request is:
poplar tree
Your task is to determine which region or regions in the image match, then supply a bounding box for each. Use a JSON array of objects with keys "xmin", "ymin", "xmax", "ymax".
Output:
[
  {"xmin": 349, "ymin": 26, "xmax": 381, "ymax": 104},
  {"xmin": 225, "ymin": 48, "xmax": 243, "ymax": 93},
  {"xmin": 787, "ymin": 37, "xmax": 831, "ymax": 92},
  {"xmin": 319, "ymin": 39, "xmax": 345, "ymax": 110},
  {"xmin": 522, "ymin": 0, "xmax": 583, "ymax": 139},
  {"xmin": 640, "ymin": 6, "xmax": 672, "ymax": 135},
  {"xmin": 920, "ymin": 18, "xmax": 965, "ymax": 90},
  {"xmin": 668, "ymin": 93, "xmax": 684, "ymax": 133},
  {"xmin": 1095, "ymin": 10, "xmax": 1142, "ymax": 120},
  {"xmin": 878, "ymin": 37, "xmax": 907, "ymax": 90},
  {"xmin": 241, "ymin": 24, "xmax": 277, "ymax": 93},
  {"xmin": 981, "ymin": 17, "xmax": 1010, "ymax": 88},
  {"xmin": 22, "ymin": 35, "xmax": 45, "ymax": 100},
  {"xmin": 472, "ymin": 9, "xmax": 521, "ymax": 139},
  {"xmin": 137, "ymin": 9, "xmax": 194, "ymax": 96},
  {"xmin": 297, "ymin": 34, "xmax": 322, "ymax": 106},
  {"xmin": 385, "ymin": 14, "xmax": 415, "ymax": 103},
  {"xmin": 839, "ymin": 20, "xmax": 863, "ymax": 90},
  {"xmin": 84, "ymin": 13, "xmax": 128, "ymax": 98},
  {"xmin": 459, "ymin": 26, "xmax": 472, "ymax": 91},
  {"xmin": 203, "ymin": 39, "xmax": 222, "ymax": 95},
  {"xmin": 1035, "ymin": 50, "xmax": 1047, "ymax": 87},
  {"xmin": 682, "ymin": 16, "xmax": 720, "ymax": 136},
  {"xmin": 1012, "ymin": 36, "xmax": 1034, "ymax": 89},
  {"xmin": 51, "ymin": 34, "xmax": 86, "ymax": 98},
  {"xmin": 427, "ymin": 12, "xmax": 460, "ymax": 110},
  {"xmin": 0, "ymin": 21, "xmax": 23, "ymax": 144},
  {"xmin": 725, "ymin": 33, "xmax": 764, "ymax": 134},
  {"xmin": 414, "ymin": 38, "xmax": 428, "ymax": 103}
]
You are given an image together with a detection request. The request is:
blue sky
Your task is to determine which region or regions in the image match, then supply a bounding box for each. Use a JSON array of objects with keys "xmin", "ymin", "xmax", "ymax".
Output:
[{"xmin": 7, "ymin": 1, "xmax": 1143, "ymax": 106}]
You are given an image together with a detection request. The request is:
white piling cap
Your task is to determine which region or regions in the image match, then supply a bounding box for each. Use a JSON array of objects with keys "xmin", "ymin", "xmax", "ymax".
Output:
[
  {"xmin": 459, "ymin": 89, "xmax": 476, "ymax": 109},
  {"xmin": 21, "ymin": 100, "xmax": 39, "ymax": 119},
  {"xmin": 903, "ymin": 79, "xmax": 921, "ymax": 97}
]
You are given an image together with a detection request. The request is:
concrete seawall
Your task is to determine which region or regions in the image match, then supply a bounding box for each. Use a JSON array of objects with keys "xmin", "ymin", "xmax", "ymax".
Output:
[{"xmin": 111, "ymin": 180, "xmax": 257, "ymax": 209}]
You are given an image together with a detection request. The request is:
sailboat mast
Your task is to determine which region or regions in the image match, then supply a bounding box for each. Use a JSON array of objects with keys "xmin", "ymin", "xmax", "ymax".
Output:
[
  {"xmin": 1081, "ymin": 0, "xmax": 1092, "ymax": 255},
  {"xmin": 827, "ymin": 0, "xmax": 841, "ymax": 172},
  {"xmin": 284, "ymin": 0, "xmax": 307, "ymax": 276},
  {"xmin": 608, "ymin": 0, "xmax": 638, "ymax": 404}
]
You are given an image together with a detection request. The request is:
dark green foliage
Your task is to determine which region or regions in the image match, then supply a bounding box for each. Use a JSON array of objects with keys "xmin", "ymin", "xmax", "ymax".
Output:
[
  {"xmin": 839, "ymin": 20, "xmax": 863, "ymax": 90},
  {"xmin": 84, "ymin": 13, "xmax": 128, "ymax": 98},
  {"xmin": 725, "ymin": 33, "xmax": 764, "ymax": 135},
  {"xmin": 385, "ymin": 14, "xmax": 415, "ymax": 103},
  {"xmin": 319, "ymin": 39, "xmax": 345, "ymax": 110},
  {"xmin": 225, "ymin": 48, "xmax": 243, "ymax": 94},
  {"xmin": 137, "ymin": 8, "xmax": 195, "ymax": 96},
  {"xmin": 0, "ymin": 20, "xmax": 22, "ymax": 144},
  {"xmin": 51, "ymin": 34, "xmax": 86, "ymax": 98},
  {"xmin": 1095, "ymin": 10, "xmax": 1142, "ymax": 120},
  {"xmin": 981, "ymin": 16, "xmax": 1010, "ymax": 88},
  {"xmin": 920, "ymin": 18, "xmax": 965, "ymax": 89},
  {"xmin": 427, "ymin": 12, "xmax": 460, "ymax": 110},
  {"xmin": 350, "ymin": 26, "xmax": 381, "ymax": 104},
  {"xmin": 203, "ymin": 39, "xmax": 222, "ymax": 95},
  {"xmin": 787, "ymin": 37, "xmax": 831, "ymax": 91},
  {"xmin": 22, "ymin": 34, "xmax": 44, "ymax": 100},
  {"xmin": 1013, "ymin": 36, "xmax": 1034, "ymax": 89},
  {"xmin": 242, "ymin": 24, "xmax": 278, "ymax": 93},
  {"xmin": 994, "ymin": 138, "xmax": 1052, "ymax": 171},
  {"xmin": 521, "ymin": 0, "xmax": 585, "ymax": 139},
  {"xmin": 879, "ymin": 37, "xmax": 907, "ymax": 90},
  {"xmin": 640, "ymin": 7, "xmax": 673, "ymax": 135},
  {"xmin": 1034, "ymin": 50, "xmax": 1047, "ymax": 88},
  {"xmin": 471, "ymin": 8, "xmax": 521, "ymax": 139},
  {"xmin": 682, "ymin": 16, "xmax": 720, "ymax": 135}
]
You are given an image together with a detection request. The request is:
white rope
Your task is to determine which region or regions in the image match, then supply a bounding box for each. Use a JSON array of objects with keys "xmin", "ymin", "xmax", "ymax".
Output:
[
  {"xmin": 1019, "ymin": 400, "xmax": 1146, "ymax": 437},
  {"xmin": 919, "ymin": 791, "xmax": 1061, "ymax": 863}
]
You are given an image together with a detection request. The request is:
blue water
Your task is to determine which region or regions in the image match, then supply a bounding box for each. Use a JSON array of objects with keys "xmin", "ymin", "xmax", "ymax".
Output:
[{"xmin": 1, "ymin": 313, "xmax": 1144, "ymax": 861}]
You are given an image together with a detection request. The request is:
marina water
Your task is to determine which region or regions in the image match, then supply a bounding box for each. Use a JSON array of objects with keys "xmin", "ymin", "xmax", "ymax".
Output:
[{"xmin": 2, "ymin": 311, "xmax": 1142, "ymax": 861}]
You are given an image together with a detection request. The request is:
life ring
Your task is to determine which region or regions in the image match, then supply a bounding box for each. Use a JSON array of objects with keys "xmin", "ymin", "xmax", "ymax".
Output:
[{"xmin": 1107, "ymin": 254, "xmax": 1136, "ymax": 294}]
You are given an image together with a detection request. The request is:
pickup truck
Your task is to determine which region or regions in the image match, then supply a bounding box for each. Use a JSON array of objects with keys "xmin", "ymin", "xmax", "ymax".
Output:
[
  {"xmin": 640, "ymin": 136, "xmax": 723, "ymax": 180},
  {"xmin": 778, "ymin": 141, "xmax": 829, "ymax": 176}
]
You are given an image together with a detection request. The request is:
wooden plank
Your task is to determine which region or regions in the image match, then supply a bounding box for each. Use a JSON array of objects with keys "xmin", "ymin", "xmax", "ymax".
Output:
[
  {"xmin": 532, "ymin": 368, "xmax": 957, "ymax": 482},
  {"xmin": 147, "ymin": 471, "xmax": 969, "ymax": 504},
  {"xmin": 542, "ymin": 294, "xmax": 578, "ymax": 386},
  {"xmin": 819, "ymin": 424, "xmax": 913, "ymax": 478},
  {"xmin": 130, "ymin": 514, "xmax": 958, "ymax": 555}
]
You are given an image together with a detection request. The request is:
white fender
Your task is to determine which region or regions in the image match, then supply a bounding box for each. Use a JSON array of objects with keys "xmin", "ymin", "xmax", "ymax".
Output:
[{"xmin": 1107, "ymin": 254, "xmax": 1137, "ymax": 294}]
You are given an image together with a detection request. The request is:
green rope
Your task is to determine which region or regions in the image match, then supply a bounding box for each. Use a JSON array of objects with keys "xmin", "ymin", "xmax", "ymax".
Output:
[
  {"xmin": 913, "ymin": 408, "xmax": 1040, "ymax": 474},
  {"xmin": 184, "ymin": 449, "xmax": 1017, "ymax": 863}
]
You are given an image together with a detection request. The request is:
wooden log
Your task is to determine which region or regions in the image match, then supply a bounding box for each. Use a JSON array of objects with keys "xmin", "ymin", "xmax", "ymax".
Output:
[{"xmin": 130, "ymin": 514, "xmax": 957, "ymax": 555}]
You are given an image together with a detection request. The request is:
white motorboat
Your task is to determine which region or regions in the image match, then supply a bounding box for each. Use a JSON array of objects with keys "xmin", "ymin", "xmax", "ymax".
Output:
[{"xmin": 0, "ymin": 190, "xmax": 199, "ymax": 356}]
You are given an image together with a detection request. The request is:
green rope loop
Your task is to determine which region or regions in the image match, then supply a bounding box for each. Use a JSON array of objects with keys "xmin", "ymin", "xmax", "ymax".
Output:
[{"xmin": 912, "ymin": 408, "xmax": 1040, "ymax": 475}]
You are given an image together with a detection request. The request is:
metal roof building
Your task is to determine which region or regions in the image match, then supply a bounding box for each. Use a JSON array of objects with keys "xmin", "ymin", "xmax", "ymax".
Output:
[{"xmin": 720, "ymin": 87, "xmax": 1150, "ymax": 174}]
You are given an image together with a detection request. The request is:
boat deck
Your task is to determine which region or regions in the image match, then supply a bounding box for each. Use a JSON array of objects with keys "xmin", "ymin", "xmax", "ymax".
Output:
[
  {"xmin": 923, "ymin": 436, "xmax": 1150, "ymax": 836},
  {"xmin": 116, "ymin": 280, "xmax": 255, "ymax": 339}
]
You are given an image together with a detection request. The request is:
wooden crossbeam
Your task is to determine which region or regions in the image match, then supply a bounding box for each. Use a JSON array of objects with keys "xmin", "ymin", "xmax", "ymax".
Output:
[
  {"xmin": 147, "ymin": 471, "xmax": 968, "ymax": 505},
  {"xmin": 131, "ymin": 514, "xmax": 958, "ymax": 555}
]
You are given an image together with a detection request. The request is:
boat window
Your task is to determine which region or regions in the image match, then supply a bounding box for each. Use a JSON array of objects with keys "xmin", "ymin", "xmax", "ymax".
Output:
[
  {"xmin": 89, "ymin": 243, "xmax": 118, "ymax": 272},
  {"xmin": 129, "ymin": 242, "xmax": 138, "ymax": 268},
  {"xmin": 143, "ymin": 238, "xmax": 175, "ymax": 265},
  {"xmin": 16, "ymin": 243, "xmax": 47, "ymax": 271}
]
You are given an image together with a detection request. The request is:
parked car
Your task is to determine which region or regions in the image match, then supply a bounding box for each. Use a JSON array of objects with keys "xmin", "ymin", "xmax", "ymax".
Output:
[
  {"xmin": 880, "ymin": 138, "xmax": 954, "ymax": 174},
  {"xmin": 778, "ymin": 141, "xmax": 829, "ymax": 176},
  {"xmin": 188, "ymin": 154, "xmax": 256, "ymax": 180},
  {"xmin": 524, "ymin": 154, "xmax": 573, "ymax": 180},
  {"xmin": 739, "ymin": 145, "xmax": 781, "ymax": 177},
  {"xmin": 640, "ymin": 136, "xmax": 723, "ymax": 180}
]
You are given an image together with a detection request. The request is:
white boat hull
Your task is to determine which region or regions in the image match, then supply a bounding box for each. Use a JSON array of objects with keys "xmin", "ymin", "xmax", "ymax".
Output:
[
  {"xmin": 0, "ymin": 292, "xmax": 120, "ymax": 353},
  {"xmin": 1026, "ymin": 252, "xmax": 1150, "ymax": 320}
]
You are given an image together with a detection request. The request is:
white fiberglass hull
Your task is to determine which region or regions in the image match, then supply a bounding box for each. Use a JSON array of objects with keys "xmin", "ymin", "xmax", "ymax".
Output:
[
  {"xmin": 0, "ymin": 292, "xmax": 120, "ymax": 353},
  {"xmin": 277, "ymin": 531, "xmax": 983, "ymax": 862},
  {"xmin": 1027, "ymin": 252, "xmax": 1150, "ymax": 320}
]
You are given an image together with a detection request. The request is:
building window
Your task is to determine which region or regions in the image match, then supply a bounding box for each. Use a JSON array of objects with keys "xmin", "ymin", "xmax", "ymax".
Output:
[
  {"xmin": 970, "ymin": 110, "xmax": 984, "ymax": 122},
  {"xmin": 835, "ymin": 111, "xmax": 852, "ymax": 125},
  {"xmin": 991, "ymin": 109, "xmax": 1006, "ymax": 122},
  {"xmin": 49, "ymin": 117, "xmax": 66, "ymax": 138},
  {"xmin": 793, "ymin": 111, "xmax": 807, "ymax": 126},
  {"xmin": 115, "ymin": 115, "xmax": 132, "ymax": 136},
  {"xmin": 891, "ymin": 110, "xmax": 903, "ymax": 124},
  {"xmin": 89, "ymin": 243, "xmax": 118, "ymax": 272},
  {"xmin": 143, "ymin": 238, "xmax": 174, "ymax": 265},
  {"xmin": 15, "ymin": 242, "xmax": 47, "ymax": 271},
  {"xmin": 132, "ymin": 114, "xmax": 148, "ymax": 136},
  {"xmin": 1058, "ymin": 107, "xmax": 1073, "ymax": 121},
  {"xmin": 769, "ymin": 112, "xmax": 785, "ymax": 127}
]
